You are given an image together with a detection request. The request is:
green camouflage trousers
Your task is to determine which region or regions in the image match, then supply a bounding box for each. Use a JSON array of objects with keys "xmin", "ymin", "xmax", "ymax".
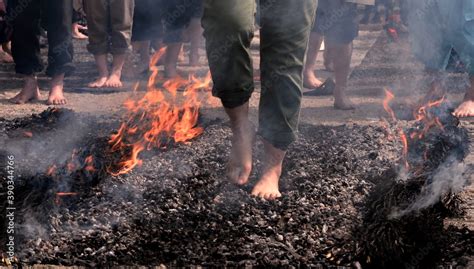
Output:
[{"xmin": 202, "ymin": 0, "xmax": 318, "ymax": 149}]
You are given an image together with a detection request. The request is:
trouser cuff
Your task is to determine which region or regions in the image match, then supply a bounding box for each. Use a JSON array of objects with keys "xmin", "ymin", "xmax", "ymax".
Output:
[
  {"xmin": 259, "ymin": 128, "xmax": 297, "ymax": 151},
  {"xmin": 213, "ymin": 84, "xmax": 254, "ymax": 109},
  {"xmin": 46, "ymin": 63, "xmax": 75, "ymax": 77}
]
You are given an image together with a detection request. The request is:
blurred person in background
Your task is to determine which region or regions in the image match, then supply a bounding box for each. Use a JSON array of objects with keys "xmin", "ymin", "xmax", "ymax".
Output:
[
  {"xmin": 187, "ymin": 0, "xmax": 204, "ymax": 66},
  {"xmin": 7, "ymin": 0, "xmax": 74, "ymax": 105},
  {"xmin": 72, "ymin": 0, "xmax": 87, "ymax": 40},
  {"xmin": 126, "ymin": 0, "xmax": 164, "ymax": 77},
  {"xmin": 162, "ymin": 0, "xmax": 202, "ymax": 77},
  {"xmin": 304, "ymin": 0, "xmax": 367, "ymax": 110},
  {"xmin": 408, "ymin": 0, "xmax": 474, "ymax": 118},
  {"xmin": 361, "ymin": 0, "xmax": 391, "ymax": 24},
  {"xmin": 84, "ymin": 0, "xmax": 134, "ymax": 88}
]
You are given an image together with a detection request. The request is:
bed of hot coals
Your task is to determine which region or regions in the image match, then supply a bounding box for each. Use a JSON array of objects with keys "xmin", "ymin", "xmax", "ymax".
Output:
[{"xmin": 0, "ymin": 107, "xmax": 472, "ymax": 268}]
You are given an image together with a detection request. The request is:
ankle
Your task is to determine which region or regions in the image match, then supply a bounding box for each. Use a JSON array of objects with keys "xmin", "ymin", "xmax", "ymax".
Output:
[{"xmin": 99, "ymin": 72, "xmax": 109, "ymax": 78}]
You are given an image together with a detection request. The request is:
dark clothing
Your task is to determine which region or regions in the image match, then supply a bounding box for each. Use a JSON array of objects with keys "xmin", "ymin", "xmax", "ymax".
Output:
[
  {"xmin": 0, "ymin": 5, "xmax": 10, "ymax": 43},
  {"xmin": 8, "ymin": 0, "xmax": 74, "ymax": 77},
  {"xmin": 312, "ymin": 0, "xmax": 359, "ymax": 45},
  {"xmin": 408, "ymin": 0, "xmax": 474, "ymax": 74},
  {"xmin": 162, "ymin": 0, "xmax": 202, "ymax": 43},
  {"xmin": 84, "ymin": 0, "xmax": 134, "ymax": 55},
  {"xmin": 202, "ymin": 0, "xmax": 318, "ymax": 149},
  {"xmin": 132, "ymin": 0, "xmax": 163, "ymax": 42}
]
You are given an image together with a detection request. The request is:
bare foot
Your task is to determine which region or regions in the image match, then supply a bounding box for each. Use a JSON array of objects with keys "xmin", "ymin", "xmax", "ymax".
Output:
[
  {"xmin": 251, "ymin": 140, "xmax": 284, "ymax": 200},
  {"xmin": 0, "ymin": 51, "xmax": 13, "ymax": 63},
  {"xmin": 227, "ymin": 120, "xmax": 256, "ymax": 185},
  {"xmin": 72, "ymin": 24, "xmax": 88, "ymax": 40},
  {"xmin": 105, "ymin": 73, "xmax": 123, "ymax": 88},
  {"xmin": 454, "ymin": 97, "xmax": 474, "ymax": 118},
  {"xmin": 334, "ymin": 94, "xmax": 356, "ymax": 110},
  {"xmin": 47, "ymin": 74, "xmax": 67, "ymax": 105},
  {"xmin": 88, "ymin": 76, "xmax": 108, "ymax": 88},
  {"xmin": 9, "ymin": 76, "xmax": 41, "ymax": 104},
  {"xmin": 303, "ymin": 70, "xmax": 323, "ymax": 89}
]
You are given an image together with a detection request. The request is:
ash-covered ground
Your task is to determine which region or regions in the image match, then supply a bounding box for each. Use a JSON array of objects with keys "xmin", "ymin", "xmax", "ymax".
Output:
[{"xmin": 0, "ymin": 109, "xmax": 472, "ymax": 268}]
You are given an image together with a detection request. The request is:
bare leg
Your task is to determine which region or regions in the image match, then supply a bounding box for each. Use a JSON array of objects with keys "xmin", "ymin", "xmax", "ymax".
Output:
[
  {"xmin": 105, "ymin": 53, "xmax": 126, "ymax": 88},
  {"xmin": 136, "ymin": 41, "xmax": 151, "ymax": 72},
  {"xmin": 0, "ymin": 43, "xmax": 13, "ymax": 63},
  {"xmin": 330, "ymin": 42, "xmax": 356, "ymax": 110},
  {"xmin": 88, "ymin": 54, "xmax": 109, "ymax": 88},
  {"xmin": 165, "ymin": 43, "xmax": 183, "ymax": 78},
  {"xmin": 251, "ymin": 139, "xmax": 284, "ymax": 200},
  {"xmin": 124, "ymin": 41, "xmax": 151, "ymax": 77},
  {"xmin": 323, "ymin": 48, "xmax": 334, "ymax": 72},
  {"xmin": 454, "ymin": 75, "xmax": 474, "ymax": 118},
  {"xmin": 72, "ymin": 23, "xmax": 88, "ymax": 40},
  {"xmin": 189, "ymin": 18, "xmax": 203, "ymax": 66},
  {"xmin": 225, "ymin": 102, "xmax": 255, "ymax": 185},
  {"xmin": 9, "ymin": 75, "xmax": 41, "ymax": 104},
  {"xmin": 47, "ymin": 73, "xmax": 67, "ymax": 105},
  {"xmin": 303, "ymin": 32, "xmax": 324, "ymax": 88}
]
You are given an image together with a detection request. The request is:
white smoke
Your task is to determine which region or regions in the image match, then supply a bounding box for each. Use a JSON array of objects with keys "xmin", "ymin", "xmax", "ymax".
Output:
[{"xmin": 389, "ymin": 156, "xmax": 471, "ymax": 219}]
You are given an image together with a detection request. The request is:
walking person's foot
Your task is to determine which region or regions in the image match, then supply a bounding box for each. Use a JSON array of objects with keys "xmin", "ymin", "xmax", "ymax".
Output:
[
  {"xmin": 47, "ymin": 74, "xmax": 67, "ymax": 105},
  {"xmin": 251, "ymin": 139, "xmax": 284, "ymax": 200},
  {"xmin": 10, "ymin": 76, "xmax": 41, "ymax": 104},
  {"xmin": 227, "ymin": 120, "xmax": 256, "ymax": 185}
]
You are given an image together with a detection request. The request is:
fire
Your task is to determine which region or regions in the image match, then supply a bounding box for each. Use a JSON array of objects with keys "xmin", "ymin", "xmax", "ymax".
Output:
[
  {"xmin": 108, "ymin": 48, "xmax": 217, "ymax": 175},
  {"xmin": 23, "ymin": 131, "xmax": 33, "ymax": 138},
  {"xmin": 46, "ymin": 165, "xmax": 57, "ymax": 177},
  {"xmin": 412, "ymin": 95, "xmax": 446, "ymax": 139},
  {"xmin": 84, "ymin": 155, "xmax": 96, "ymax": 172},
  {"xmin": 55, "ymin": 192, "xmax": 78, "ymax": 205},
  {"xmin": 381, "ymin": 89, "xmax": 448, "ymax": 170},
  {"xmin": 383, "ymin": 88, "xmax": 396, "ymax": 121},
  {"xmin": 399, "ymin": 129, "xmax": 409, "ymax": 169}
]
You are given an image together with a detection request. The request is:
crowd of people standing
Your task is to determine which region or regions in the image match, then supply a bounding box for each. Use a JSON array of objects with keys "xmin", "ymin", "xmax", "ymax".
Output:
[{"xmin": 0, "ymin": 0, "xmax": 204, "ymax": 105}]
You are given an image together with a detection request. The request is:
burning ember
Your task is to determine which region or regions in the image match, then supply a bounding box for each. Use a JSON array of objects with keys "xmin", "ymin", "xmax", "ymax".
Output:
[
  {"xmin": 23, "ymin": 131, "xmax": 33, "ymax": 138},
  {"xmin": 108, "ymin": 48, "xmax": 216, "ymax": 175},
  {"xmin": 356, "ymin": 89, "xmax": 470, "ymax": 268},
  {"xmin": 382, "ymin": 89, "xmax": 450, "ymax": 171},
  {"xmin": 55, "ymin": 192, "xmax": 78, "ymax": 205}
]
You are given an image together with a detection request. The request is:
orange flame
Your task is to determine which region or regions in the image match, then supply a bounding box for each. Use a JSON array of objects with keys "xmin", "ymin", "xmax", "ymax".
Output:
[
  {"xmin": 383, "ymin": 88, "xmax": 396, "ymax": 121},
  {"xmin": 108, "ymin": 48, "xmax": 217, "ymax": 175},
  {"xmin": 46, "ymin": 165, "xmax": 57, "ymax": 177},
  {"xmin": 399, "ymin": 129, "xmax": 409, "ymax": 169},
  {"xmin": 84, "ymin": 155, "xmax": 96, "ymax": 172},
  {"xmin": 23, "ymin": 131, "xmax": 33, "ymax": 138},
  {"xmin": 381, "ymin": 90, "xmax": 448, "ymax": 171},
  {"xmin": 55, "ymin": 192, "xmax": 78, "ymax": 205}
]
